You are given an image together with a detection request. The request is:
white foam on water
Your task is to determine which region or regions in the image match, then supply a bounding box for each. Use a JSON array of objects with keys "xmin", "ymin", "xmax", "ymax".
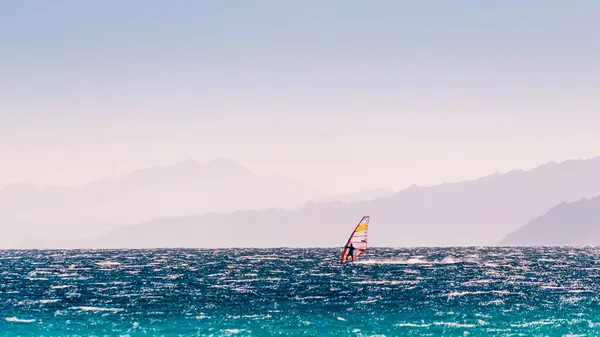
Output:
[
  {"xmin": 560, "ymin": 296, "xmax": 585, "ymax": 304},
  {"xmin": 96, "ymin": 261, "xmax": 120, "ymax": 267},
  {"xmin": 5, "ymin": 317, "xmax": 35, "ymax": 323},
  {"xmin": 221, "ymin": 328, "xmax": 249, "ymax": 336},
  {"xmin": 510, "ymin": 319, "xmax": 555, "ymax": 327},
  {"xmin": 356, "ymin": 256, "xmax": 478, "ymax": 265},
  {"xmin": 396, "ymin": 323, "xmax": 431, "ymax": 327},
  {"xmin": 445, "ymin": 290, "xmax": 511, "ymax": 298},
  {"xmin": 310, "ymin": 273, "xmax": 336, "ymax": 277},
  {"xmin": 355, "ymin": 258, "xmax": 429, "ymax": 265},
  {"xmin": 39, "ymin": 299, "xmax": 60, "ymax": 304},
  {"xmin": 462, "ymin": 279, "xmax": 499, "ymax": 286},
  {"xmin": 433, "ymin": 321, "xmax": 478, "ymax": 328},
  {"xmin": 353, "ymin": 280, "xmax": 419, "ymax": 285},
  {"xmin": 70, "ymin": 306, "xmax": 124, "ymax": 313}
]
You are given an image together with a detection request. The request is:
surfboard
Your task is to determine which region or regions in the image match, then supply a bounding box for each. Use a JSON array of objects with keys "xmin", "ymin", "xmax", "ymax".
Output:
[{"xmin": 340, "ymin": 216, "xmax": 369, "ymax": 263}]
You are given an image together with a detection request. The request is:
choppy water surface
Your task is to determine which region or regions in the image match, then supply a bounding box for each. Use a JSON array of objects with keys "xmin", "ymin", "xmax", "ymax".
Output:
[{"xmin": 1, "ymin": 247, "xmax": 600, "ymax": 336}]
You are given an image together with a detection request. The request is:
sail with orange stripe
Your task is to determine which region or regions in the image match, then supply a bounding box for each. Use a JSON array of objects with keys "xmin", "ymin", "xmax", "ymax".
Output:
[{"xmin": 340, "ymin": 216, "xmax": 369, "ymax": 263}]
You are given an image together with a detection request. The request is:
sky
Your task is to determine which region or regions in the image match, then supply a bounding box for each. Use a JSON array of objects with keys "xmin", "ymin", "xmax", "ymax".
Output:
[{"xmin": 1, "ymin": 0, "xmax": 600, "ymax": 194}]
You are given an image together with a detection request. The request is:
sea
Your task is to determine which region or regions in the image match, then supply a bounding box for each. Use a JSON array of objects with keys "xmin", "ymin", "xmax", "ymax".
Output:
[{"xmin": 1, "ymin": 247, "xmax": 599, "ymax": 336}]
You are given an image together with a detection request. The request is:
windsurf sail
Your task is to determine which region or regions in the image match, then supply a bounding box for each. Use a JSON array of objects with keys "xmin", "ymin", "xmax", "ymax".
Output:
[{"xmin": 340, "ymin": 216, "xmax": 369, "ymax": 263}]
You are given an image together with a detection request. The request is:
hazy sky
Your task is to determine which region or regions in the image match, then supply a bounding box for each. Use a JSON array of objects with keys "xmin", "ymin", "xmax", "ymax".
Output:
[{"xmin": 2, "ymin": 0, "xmax": 600, "ymax": 194}]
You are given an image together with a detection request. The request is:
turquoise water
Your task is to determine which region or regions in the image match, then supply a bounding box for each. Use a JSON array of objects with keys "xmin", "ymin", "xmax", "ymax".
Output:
[{"xmin": 1, "ymin": 247, "xmax": 600, "ymax": 336}]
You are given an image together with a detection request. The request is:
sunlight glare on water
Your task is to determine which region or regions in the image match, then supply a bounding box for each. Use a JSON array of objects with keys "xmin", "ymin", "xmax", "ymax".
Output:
[{"xmin": 1, "ymin": 247, "xmax": 600, "ymax": 336}]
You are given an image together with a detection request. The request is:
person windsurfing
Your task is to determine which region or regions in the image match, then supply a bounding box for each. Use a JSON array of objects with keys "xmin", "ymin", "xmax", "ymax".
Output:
[
  {"xmin": 340, "ymin": 216, "xmax": 369, "ymax": 264},
  {"xmin": 345, "ymin": 243, "xmax": 356, "ymax": 261}
]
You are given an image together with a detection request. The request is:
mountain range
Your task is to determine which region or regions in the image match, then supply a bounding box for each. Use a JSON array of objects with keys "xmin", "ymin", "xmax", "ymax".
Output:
[
  {"xmin": 1, "ymin": 159, "xmax": 320, "ymax": 248},
  {"xmin": 29, "ymin": 156, "xmax": 600, "ymax": 249},
  {"xmin": 498, "ymin": 195, "xmax": 600, "ymax": 246}
]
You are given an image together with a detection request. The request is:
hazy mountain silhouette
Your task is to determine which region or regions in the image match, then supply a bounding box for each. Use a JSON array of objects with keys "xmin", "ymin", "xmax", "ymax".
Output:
[
  {"xmin": 314, "ymin": 188, "xmax": 395, "ymax": 203},
  {"xmin": 76, "ymin": 156, "xmax": 600, "ymax": 248},
  {"xmin": 2, "ymin": 158, "xmax": 324, "ymax": 248},
  {"xmin": 498, "ymin": 195, "xmax": 600, "ymax": 246}
]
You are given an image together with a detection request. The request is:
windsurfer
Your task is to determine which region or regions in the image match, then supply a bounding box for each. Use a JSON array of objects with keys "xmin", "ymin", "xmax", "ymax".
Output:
[{"xmin": 345, "ymin": 243, "xmax": 355, "ymax": 260}]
